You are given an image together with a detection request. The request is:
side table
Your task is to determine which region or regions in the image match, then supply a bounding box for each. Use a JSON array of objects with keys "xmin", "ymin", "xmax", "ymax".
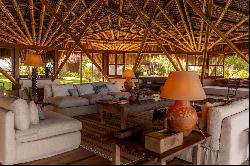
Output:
[{"xmin": 112, "ymin": 130, "xmax": 210, "ymax": 165}]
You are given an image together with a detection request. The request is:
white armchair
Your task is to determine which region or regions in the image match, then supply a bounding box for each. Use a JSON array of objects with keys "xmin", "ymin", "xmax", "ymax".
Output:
[
  {"xmin": 178, "ymin": 98, "xmax": 249, "ymax": 165},
  {"xmin": 0, "ymin": 108, "xmax": 82, "ymax": 165}
]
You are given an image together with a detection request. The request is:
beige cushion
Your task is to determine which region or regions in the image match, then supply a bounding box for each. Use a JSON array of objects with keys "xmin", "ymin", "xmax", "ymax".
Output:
[
  {"xmin": 29, "ymin": 101, "xmax": 39, "ymax": 125},
  {"xmin": 51, "ymin": 84, "xmax": 74, "ymax": 97},
  {"xmin": 81, "ymin": 94, "xmax": 113, "ymax": 104},
  {"xmin": 44, "ymin": 83, "xmax": 59, "ymax": 99},
  {"xmin": 15, "ymin": 111, "xmax": 82, "ymax": 143},
  {"xmin": 108, "ymin": 92, "xmax": 131, "ymax": 99},
  {"xmin": 75, "ymin": 84, "xmax": 95, "ymax": 96},
  {"xmin": 44, "ymin": 96, "xmax": 89, "ymax": 108},
  {"xmin": 106, "ymin": 82, "xmax": 120, "ymax": 92},
  {"xmin": 0, "ymin": 97, "xmax": 30, "ymax": 130},
  {"xmin": 207, "ymin": 98, "xmax": 249, "ymax": 150}
]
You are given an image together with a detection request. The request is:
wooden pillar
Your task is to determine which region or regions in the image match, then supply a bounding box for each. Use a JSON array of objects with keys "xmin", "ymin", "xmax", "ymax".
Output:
[
  {"xmin": 80, "ymin": 53, "xmax": 83, "ymax": 84},
  {"xmin": 102, "ymin": 53, "xmax": 109, "ymax": 77},
  {"xmin": 12, "ymin": 46, "xmax": 20, "ymax": 90},
  {"xmin": 54, "ymin": 49, "xmax": 59, "ymax": 75}
]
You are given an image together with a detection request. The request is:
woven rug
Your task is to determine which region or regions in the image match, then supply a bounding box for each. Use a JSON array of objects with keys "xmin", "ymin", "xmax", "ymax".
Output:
[{"xmin": 74, "ymin": 110, "xmax": 158, "ymax": 165}]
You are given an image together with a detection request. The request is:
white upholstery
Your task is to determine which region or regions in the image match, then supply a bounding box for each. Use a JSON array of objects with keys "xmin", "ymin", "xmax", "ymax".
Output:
[
  {"xmin": 29, "ymin": 101, "xmax": 39, "ymax": 125},
  {"xmin": 81, "ymin": 93, "xmax": 114, "ymax": 104},
  {"xmin": 178, "ymin": 98, "xmax": 249, "ymax": 165},
  {"xmin": 203, "ymin": 86, "xmax": 249, "ymax": 98},
  {"xmin": 108, "ymin": 91, "xmax": 131, "ymax": 99},
  {"xmin": 0, "ymin": 106, "xmax": 82, "ymax": 165},
  {"xmin": 44, "ymin": 96, "xmax": 89, "ymax": 108},
  {"xmin": 75, "ymin": 84, "xmax": 95, "ymax": 95},
  {"xmin": 106, "ymin": 82, "xmax": 120, "ymax": 92},
  {"xmin": 51, "ymin": 84, "xmax": 74, "ymax": 97},
  {"xmin": 207, "ymin": 98, "xmax": 249, "ymax": 151},
  {"xmin": 15, "ymin": 111, "xmax": 82, "ymax": 143},
  {"xmin": 219, "ymin": 109, "xmax": 249, "ymax": 165},
  {"xmin": 0, "ymin": 97, "xmax": 30, "ymax": 130}
]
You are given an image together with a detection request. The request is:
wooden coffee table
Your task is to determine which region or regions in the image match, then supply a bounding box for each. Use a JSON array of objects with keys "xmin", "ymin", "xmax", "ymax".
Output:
[
  {"xmin": 97, "ymin": 99, "xmax": 172, "ymax": 129},
  {"xmin": 111, "ymin": 130, "xmax": 210, "ymax": 165}
]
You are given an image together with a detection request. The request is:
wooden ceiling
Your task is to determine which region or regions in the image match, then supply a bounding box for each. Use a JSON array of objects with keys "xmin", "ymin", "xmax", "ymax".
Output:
[{"xmin": 0, "ymin": 0, "xmax": 249, "ymax": 56}]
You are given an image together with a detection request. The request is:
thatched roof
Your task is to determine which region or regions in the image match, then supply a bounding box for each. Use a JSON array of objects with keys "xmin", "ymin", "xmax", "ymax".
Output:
[{"xmin": 0, "ymin": 0, "xmax": 249, "ymax": 54}]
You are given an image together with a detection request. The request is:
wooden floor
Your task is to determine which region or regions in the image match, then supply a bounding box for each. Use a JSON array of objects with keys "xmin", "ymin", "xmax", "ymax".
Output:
[{"xmin": 22, "ymin": 147, "xmax": 249, "ymax": 165}]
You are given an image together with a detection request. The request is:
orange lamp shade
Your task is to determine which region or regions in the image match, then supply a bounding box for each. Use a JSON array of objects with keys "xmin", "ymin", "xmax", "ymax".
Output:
[
  {"xmin": 122, "ymin": 69, "xmax": 135, "ymax": 78},
  {"xmin": 160, "ymin": 71, "xmax": 206, "ymax": 101},
  {"xmin": 24, "ymin": 54, "xmax": 43, "ymax": 67}
]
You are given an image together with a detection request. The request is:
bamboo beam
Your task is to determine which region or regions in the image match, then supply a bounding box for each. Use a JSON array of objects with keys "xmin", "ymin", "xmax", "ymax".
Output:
[
  {"xmin": 133, "ymin": 31, "xmax": 148, "ymax": 71},
  {"xmin": 0, "ymin": 27, "xmax": 26, "ymax": 44},
  {"xmin": 198, "ymin": 0, "xmax": 206, "ymax": 51},
  {"xmin": 52, "ymin": 45, "xmax": 78, "ymax": 80},
  {"xmin": 0, "ymin": 0, "xmax": 31, "ymax": 44},
  {"xmin": 0, "ymin": 67, "xmax": 20, "ymax": 88},
  {"xmin": 153, "ymin": 0, "xmax": 192, "ymax": 49},
  {"xmin": 169, "ymin": 45, "xmax": 184, "ymax": 71},
  {"xmin": 128, "ymin": 0, "xmax": 180, "ymax": 71},
  {"xmin": 41, "ymin": 0, "xmax": 63, "ymax": 46},
  {"xmin": 11, "ymin": 0, "xmax": 33, "ymax": 43},
  {"xmin": 201, "ymin": 0, "xmax": 212, "ymax": 84},
  {"xmin": 175, "ymin": 0, "xmax": 194, "ymax": 49},
  {"xmin": 29, "ymin": 0, "xmax": 36, "ymax": 45},
  {"xmin": 42, "ymin": 0, "xmax": 110, "ymax": 82},
  {"xmin": 183, "ymin": 0, "xmax": 197, "ymax": 50},
  {"xmin": 208, "ymin": 17, "xmax": 249, "ymax": 50},
  {"xmin": 37, "ymin": 4, "xmax": 46, "ymax": 45},
  {"xmin": 185, "ymin": 0, "xmax": 249, "ymax": 63}
]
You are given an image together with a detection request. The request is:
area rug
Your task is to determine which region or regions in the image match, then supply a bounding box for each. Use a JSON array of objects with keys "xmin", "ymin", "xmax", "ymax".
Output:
[{"xmin": 74, "ymin": 110, "xmax": 157, "ymax": 165}]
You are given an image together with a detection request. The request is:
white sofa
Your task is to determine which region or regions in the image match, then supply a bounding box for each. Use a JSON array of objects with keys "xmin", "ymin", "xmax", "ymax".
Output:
[
  {"xmin": 178, "ymin": 97, "xmax": 249, "ymax": 165},
  {"xmin": 0, "ymin": 98, "xmax": 82, "ymax": 165},
  {"xmin": 43, "ymin": 82, "xmax": 131, "ymax": 117}
]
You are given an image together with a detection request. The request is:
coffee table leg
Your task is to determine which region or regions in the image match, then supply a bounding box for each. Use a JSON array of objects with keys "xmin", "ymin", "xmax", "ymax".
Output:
[
  {"xmin": 121, "ymin": 110, "xmax": 128, "ymax": 129},
  {"xmin": 192, "ymin": 144, "xmax": 202, "ymax": 165},
  {"xmin": 112, "ymin": 144, "xmax": 121, "ymax": 165},
  {"xmin": 100, "ymin": 110, "xmax": 105, "ymax": 124}
]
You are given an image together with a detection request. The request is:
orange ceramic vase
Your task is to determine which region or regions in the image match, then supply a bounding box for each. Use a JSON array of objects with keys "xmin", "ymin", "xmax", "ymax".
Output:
[{"xmin": 166, "ymin": 100, "xmax": 198, "ymax": 136}]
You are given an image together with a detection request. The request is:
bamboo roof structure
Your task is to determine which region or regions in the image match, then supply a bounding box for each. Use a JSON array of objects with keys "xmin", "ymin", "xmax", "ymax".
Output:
[{"xmin": 0, "ymin": 0, "xmax": 248, "ymax": 55}]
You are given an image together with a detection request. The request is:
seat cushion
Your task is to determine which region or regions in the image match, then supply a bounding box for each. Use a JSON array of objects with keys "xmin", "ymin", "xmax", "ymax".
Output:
[
  {"xmin": 44, "ymin": 96, "xmax": 89, "ymax": 108},
  {"xmin": 15, "ymin": 111, "xmax": 82, "ymax": 143},
  {"xmin": 108, "ymin": 92, "xmax": 131, "ymax": 99},
  {"xmin": 81, "ymin": 94, "xmax": 113, "ymax": 104},
  {"xmin": 75, "ymin": 84, "xmax": 95, "ymax": 96},
  {"xmin": 51, "ymin": 84, "xmax": 74, "ymax": 97}
]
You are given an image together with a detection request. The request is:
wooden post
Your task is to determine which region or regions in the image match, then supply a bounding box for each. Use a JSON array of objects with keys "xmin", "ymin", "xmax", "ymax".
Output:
[{"xmin": 112, "ymin": 144, "xmax": 121, "ymax": 165}]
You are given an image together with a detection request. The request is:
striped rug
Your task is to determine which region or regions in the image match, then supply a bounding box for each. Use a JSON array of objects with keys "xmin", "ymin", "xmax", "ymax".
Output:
[{"xmin": 74, "ymin": 111, "xmax": 157, "ymax": 165}]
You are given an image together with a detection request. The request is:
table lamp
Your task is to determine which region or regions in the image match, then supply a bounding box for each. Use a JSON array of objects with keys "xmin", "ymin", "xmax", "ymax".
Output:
[
  {"xmin": 122, "ymin": 69, "xmax": 135, "ymax": 92},
  {"xmin": 160, "ymin": 71, "xmax": 206, "ymax": 136},
  {"xmin": 24, "ymin": 53, "xmax": 43, "ymax": 102}
]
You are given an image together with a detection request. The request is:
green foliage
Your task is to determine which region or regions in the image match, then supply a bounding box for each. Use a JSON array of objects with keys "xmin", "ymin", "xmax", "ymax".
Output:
[
  {"xmin": 224, "ymin": 55, "xmax": 249, "ymax": 78},
  {"xmin": 23, "ymin": 87, "xmax": 32, "ymax": 101}
]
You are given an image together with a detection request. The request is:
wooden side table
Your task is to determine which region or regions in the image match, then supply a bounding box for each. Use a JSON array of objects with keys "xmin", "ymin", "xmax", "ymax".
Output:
[{"xmin": 112, "ymin": 130, "xmax": 210, "ymax": 165}]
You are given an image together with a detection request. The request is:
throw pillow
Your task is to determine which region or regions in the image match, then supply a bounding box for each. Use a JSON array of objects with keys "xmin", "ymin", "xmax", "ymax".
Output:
[
  {"xmin": 106, "ymin": 82, "xmax": 120, "ymax": 92},
  {"xmin": 0, "ymin": 97, "xmax": 30, "ymax": 130},
  {"xmin": 75, "ymin": 84, "xmax": 95, "ymax": 96},
  {"xmin": 68, "ymin": 89, "xmax": 79, "ymax": 97},
  {"xmin": 29, "ymin": 101, "xmax": 39, "ymax": 125},
  {"xmin": 51, "ymin": 84, "xmax": 74, "ymax": 97},
  {"xmin": 94, "ymin": 84, "xmax": 108, "ymax": 94}
]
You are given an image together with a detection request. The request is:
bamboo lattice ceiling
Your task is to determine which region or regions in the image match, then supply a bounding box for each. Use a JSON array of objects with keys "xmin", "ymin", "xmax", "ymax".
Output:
[{"xmin": 0, "ymin": 0, "xmax": 249, "ymax": 55}]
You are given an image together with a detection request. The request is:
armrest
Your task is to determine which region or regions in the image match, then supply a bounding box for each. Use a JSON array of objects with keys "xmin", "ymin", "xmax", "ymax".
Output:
[{"xmin": 0, "ymin": 108, "xmax": 16, "ymax": 165}]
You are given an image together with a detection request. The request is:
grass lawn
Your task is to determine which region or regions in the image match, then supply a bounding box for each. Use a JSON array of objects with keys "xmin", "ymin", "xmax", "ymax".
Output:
[{"xmin": 60, "ymin": 77, "xmax": 81, "ymax": 84}]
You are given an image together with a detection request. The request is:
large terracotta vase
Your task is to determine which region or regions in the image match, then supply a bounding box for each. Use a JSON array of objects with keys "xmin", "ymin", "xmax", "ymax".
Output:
[{"xmin": 166, "ymin": 100, "xmax": 198, "ymax": 136}]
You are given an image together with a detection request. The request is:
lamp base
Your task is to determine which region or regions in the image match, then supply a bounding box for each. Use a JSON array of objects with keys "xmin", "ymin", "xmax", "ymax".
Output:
[
  {"xmin": 124, "ymin": 78, "xmax": 133, "ymax": 92},
  {"xmin": 166, "ymin": 100, "xmax": 198, "ymax": 136}
]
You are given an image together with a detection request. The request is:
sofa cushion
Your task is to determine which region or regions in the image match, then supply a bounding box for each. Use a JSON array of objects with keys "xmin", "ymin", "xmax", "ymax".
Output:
[
  {"xmin": 106, "ymin": 82, "xmax": 120, "ymax": 92},
  {"xmin": 75, "ymin": 84, "xmax": 95, "ymax": 96},
  {"xmin": 81, "ymin": 94, "xmax": 113, "ymax": 104},
  {"xmin": 15, "ymin": 111, "xmax": 82, "ymax": 143},
  {"xmin": 207, "ymin": 98, "xmax": 249, "ymax": 151},
  {"xmin": 51, "ymin": 84, "xmax": 74, "ymax": 97},
  {"xmin": 44, "ymin": 96, "xmax": 89, "ymax": 108},
  {"xmin": 29, "ymin": 101, "xmax": 39, "ymax": 125},
  {"xmin": 0, "ymin": 97, "xmax": 30, "ymax": 130},
  {"xmin": 93, "ymin": 83, "xmax": 109, "ymax": 94},
  {"xmin": 68, "ymin": 89, "xmax": 80, "ymax": 97},
  {"xmin": 108, "ymin": 92, "xmax": 131, "ymax": 99}
]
